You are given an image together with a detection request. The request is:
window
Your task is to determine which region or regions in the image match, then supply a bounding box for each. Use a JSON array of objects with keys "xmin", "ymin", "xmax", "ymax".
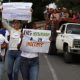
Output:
[
  {"xmin": 61, "ymin": 25, "xmax": 65, "ymax": 33},
  {"xmin": 66, "ymin": 24, "xmax": 80, "ymax": 34}
]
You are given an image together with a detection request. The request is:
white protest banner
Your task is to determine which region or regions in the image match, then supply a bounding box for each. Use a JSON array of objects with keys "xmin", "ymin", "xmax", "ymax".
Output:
[
  {"xmin": 20, "ymin": 29, "xmax": 51, "ymax": 53},
  {"xmin": 2, "ymin": 9, "xmax": 32, "ymax": 21},
  {"xmin": 3, "ymin": 2, "xmax": 33, "ymax": 10},
  {"xmin": 2, "ymin": 2, "xmax": 32, "ymax": 21}
]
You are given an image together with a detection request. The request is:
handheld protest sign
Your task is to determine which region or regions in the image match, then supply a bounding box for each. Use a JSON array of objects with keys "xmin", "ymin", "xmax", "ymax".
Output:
[
  {"xmin": 2, "ymin": 2, "xmax": 33, "ymax": 22},
  {"xmin": 20, "ymin": 29, "xmax": 51, "ymax": 53}
]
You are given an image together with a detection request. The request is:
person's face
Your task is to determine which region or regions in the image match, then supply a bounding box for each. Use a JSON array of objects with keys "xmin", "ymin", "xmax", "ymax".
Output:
[
  {"xmin": 12, "ymin": 20, "xmax": 21, "ymax": 30},
  {"xmin": 69, "ymin": 10, "xmax": 73, "ymax": 13},
  {"xmin": 32, "ymin": 23, "xmax": 37, "ymax": 29},
  {"xmin": 49, "ymin": 8, "xmax": 54, "ymax": 13},
  {"xmin": 54, "ymin": 9, "xmax": 57, "ymax": 13}
]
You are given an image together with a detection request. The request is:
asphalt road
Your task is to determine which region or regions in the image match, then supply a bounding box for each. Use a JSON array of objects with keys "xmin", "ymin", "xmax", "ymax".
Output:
[
  {"xmin": 44, "ymin": 54, "xmax": 80, "ymax": 80},
  {"xmin": 1, "ymin": 54, "xmax": 80, "ymax": 80}
]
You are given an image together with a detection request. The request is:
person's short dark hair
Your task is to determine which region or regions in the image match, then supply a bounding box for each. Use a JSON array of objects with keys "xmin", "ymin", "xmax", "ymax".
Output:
[
  {"xmin": 12, "ymin": 20, "xmax": 22, "ymax": 24},
  {"xmin": 25, "ymin": 22, "xmax": 34, "ymax": 29}
]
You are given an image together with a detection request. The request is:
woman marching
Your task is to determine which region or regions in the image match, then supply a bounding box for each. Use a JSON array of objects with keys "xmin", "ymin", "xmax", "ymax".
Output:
[
  {"xmin": 2, "ymin": 19, "xmax": 22, "ymax": 80},
  {"xmin": 20, "ymin": 22, "xmax": 39, "ymax": 80}
]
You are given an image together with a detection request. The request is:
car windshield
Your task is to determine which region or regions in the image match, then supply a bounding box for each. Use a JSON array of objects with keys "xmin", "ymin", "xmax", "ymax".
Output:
[{"xmin": 66, "ymin": 24, "xmax": 80, "ymax": 34}]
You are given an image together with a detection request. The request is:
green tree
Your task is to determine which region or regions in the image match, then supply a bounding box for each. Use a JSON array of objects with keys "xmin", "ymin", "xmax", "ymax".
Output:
[{"xmin": 57, "ymin": 0, "xmax": 80, "ymax": 10}]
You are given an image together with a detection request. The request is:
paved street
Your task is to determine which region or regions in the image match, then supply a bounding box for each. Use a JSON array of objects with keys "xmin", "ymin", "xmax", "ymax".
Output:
[
  {"xmin": 1, "ymin": 54, "xmax": 80, "ymax": 80},
  {"xmin": 2, "ymin": 54, "xmax": 53, "ymax": 80},
  {"xmin": 44, "ymin": 54, "xmax": 80, "ymax": 80}
]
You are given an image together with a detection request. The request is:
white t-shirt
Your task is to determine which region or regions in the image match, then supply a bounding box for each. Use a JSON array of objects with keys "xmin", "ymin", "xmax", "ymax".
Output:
[
  {"xmin": 9, "ymin": 28, "xmax": 21, "ymax": 50},
  {"xmin": 21, "ymin": 51, "xmax": 38, "ymax": 58},
  {"xmin": 0, "ymin": 34, "xmax": 8, "ymax": 44},
  {"xmin": 1, "ymin": 30, "xmax": 9, "ymax": 56},
  {"xmin": 5, "ymin": 30, "xmax": 10, "ymax": 40},
  {"xmin": 20, "ymin": 36, "xmax": 38, "ymax": 58},
  {"xmin": 0, "ymin": 34, "xmax": 9, "ymax": 54}
]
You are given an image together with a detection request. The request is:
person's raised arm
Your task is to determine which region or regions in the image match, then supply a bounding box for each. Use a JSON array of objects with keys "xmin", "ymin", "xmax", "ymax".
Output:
[{"xmin": 2, "ymin": 19, "xmax": 12, "ymax": 32}]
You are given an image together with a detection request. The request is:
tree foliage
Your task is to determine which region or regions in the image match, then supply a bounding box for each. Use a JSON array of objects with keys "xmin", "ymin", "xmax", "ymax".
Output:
[{"xmin": 57, "ymin": 0, "xmax": 80, "ymax": 10}]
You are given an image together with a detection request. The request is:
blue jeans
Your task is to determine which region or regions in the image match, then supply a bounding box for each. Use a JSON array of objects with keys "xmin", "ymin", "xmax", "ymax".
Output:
[
  {"xmin": 7, "ymin": 50, "xmax": 21, "ymax": 80},
  {"xmin": 20, "ymin": 56, "xmax": 39, "ymax": 80}
]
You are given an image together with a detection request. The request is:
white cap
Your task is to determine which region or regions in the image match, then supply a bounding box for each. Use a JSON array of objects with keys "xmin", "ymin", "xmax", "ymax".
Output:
[{"xmin": 48, "ymin": 3, "xmax": 57, "ymax": 9}]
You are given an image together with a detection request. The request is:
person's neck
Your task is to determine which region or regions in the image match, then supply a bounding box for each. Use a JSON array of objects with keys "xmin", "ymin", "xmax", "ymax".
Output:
[{"xmin": 14, "ymin": 28, "xmax": 20, "ymax": 31}]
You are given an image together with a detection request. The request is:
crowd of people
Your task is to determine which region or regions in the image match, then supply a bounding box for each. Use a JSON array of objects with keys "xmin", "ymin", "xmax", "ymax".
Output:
[
  {"xmin": 44, "ymin": 7, "xmax": 80, "ymax": 30},
  {"xmin": 0, "ymin": 3, "xmax": 80, "ymax": 80},
  {"xmin": 44, "ymin": 7, "xmax": 80, "ymax": 55}
]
